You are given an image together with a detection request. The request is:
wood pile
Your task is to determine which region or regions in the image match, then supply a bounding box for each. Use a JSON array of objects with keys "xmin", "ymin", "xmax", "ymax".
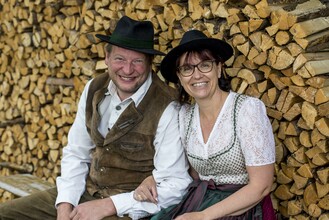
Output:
[{"xmin": 0, "ymin": 0, "xmax": 328, "ymax": 218}]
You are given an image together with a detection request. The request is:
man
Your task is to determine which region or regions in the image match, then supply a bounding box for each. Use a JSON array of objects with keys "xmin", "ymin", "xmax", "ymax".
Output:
[{"xmin": 0, "ymin": 16, "xmax": 192, "ymax": 220}]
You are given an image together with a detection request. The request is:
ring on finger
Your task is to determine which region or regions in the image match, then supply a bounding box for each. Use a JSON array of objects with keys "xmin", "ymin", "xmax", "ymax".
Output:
[{"xmin": 138, "ymin": 194, "xmax": 143, "ymax": 200}]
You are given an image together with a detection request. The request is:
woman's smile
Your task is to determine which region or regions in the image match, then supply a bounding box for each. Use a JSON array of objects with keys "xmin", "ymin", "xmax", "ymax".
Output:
[{"xmin": 192, "ymin": 82, "xmax": 208, "ymax": 87}]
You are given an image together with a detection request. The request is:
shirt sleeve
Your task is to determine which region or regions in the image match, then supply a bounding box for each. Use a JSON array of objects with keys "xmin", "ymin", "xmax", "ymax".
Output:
[
  {"xmin": 111, "ymin": 101, "xmax": 192, "ymax": 219},
  {"xmin": 238, "ymin": 97, "xmax": 276, "ymax": 166},
  {"xmin": 55, "ymin": 80, "xmax": 95, "ymax": 207}
]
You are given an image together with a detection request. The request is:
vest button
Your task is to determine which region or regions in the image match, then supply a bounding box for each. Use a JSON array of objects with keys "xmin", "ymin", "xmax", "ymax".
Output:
[
  {"xmin": 100, "ymin": 167, "xmax": 104, "ymax": 172},
  {"xmin": 115, "ymin": 105, "xmax": 121, "ymax": 110}
]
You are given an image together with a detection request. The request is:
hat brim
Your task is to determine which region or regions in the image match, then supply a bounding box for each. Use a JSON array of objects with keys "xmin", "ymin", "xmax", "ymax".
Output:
[
  {"xmin": 96, "ymin": 34, "xmax": 165, "ymax": 56},
  {"xmin": 161, "ymin": 39, "xmax": 233, "ymax": 83}
]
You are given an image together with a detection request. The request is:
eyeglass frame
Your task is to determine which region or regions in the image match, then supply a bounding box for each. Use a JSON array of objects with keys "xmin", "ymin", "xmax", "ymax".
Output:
[{"xmin": 176, "ymin": 60, "xmax": 217, "ymax": 77}]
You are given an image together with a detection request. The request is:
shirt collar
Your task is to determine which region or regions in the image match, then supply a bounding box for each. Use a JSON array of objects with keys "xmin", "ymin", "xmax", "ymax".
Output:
[{"xmin": 107, "ymin": 72, "xmax": 152, "ymax": 106}]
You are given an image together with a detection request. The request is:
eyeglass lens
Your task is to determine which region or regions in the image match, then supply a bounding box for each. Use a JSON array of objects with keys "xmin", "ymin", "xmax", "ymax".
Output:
[{"xmin": 177, "ymin": 60, "xmax": 215, "ymax": 76}]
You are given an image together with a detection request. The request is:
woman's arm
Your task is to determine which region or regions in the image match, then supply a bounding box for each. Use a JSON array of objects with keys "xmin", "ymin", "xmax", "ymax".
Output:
[
  {"xmin": 206, "ymin": 164, "xmax": 274, "ymax": 217},
  {"xmin": 175, "ymin": 164, "xmax": 274, "ymax": 220},
  {"xmin": 189, "ymin": 165, "xmax": 199, "ymax": 180}
]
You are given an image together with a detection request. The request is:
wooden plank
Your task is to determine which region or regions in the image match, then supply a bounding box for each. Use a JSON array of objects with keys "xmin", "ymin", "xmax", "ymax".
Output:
[
  {"xmin": 0, "ymin": 174, "xmax": 54, "ymax": 197},
  {"xmin": 0, "ymin": 118, "xmax": 25, "ymax": 128},
  {"xmin": 46, "ymin": 77, "xmax": 74, "ymax": 87}
]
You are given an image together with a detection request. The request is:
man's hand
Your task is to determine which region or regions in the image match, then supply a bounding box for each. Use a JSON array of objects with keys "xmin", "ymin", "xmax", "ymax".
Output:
[
  {"xmin": 69, "ymin": 198, "xmax": 117, "ymax": 220},
  {"xmin": 57, "ymin": 202, "xmax": 73, "ymax": 220},
  {"xmin": 134, "ymin": 175, "xmax": 158, "ymax": 204}
]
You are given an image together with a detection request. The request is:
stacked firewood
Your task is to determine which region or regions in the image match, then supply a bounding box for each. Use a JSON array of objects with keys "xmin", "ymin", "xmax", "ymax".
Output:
[
  {"xmin": 221, "ymin": 1, "xmax": 329, "ymax": 219},
  {"xmin": 0, "ymin": 0, "xmax": 328, "ymax": 217}
]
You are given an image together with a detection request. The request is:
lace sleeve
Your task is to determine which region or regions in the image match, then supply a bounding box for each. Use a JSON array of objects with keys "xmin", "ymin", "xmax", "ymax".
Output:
[{"xmin": 237, "ymin": 97, "xmax": 276, "ymax": 166}]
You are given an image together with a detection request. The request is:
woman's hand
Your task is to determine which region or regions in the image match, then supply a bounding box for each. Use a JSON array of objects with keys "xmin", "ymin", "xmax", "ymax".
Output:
[
  {"xmin": 174, "ymin": 211, "xmax": 206, "ymax": 220},
  {"xmin": 134, "ymin": 175, "xmax": 158, "ymax": 204}
]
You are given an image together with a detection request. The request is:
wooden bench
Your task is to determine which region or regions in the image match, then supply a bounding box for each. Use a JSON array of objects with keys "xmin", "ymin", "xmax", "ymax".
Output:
[{"xmin": 0, "ymin": 174, "xmax": 54, "ymax": 197}]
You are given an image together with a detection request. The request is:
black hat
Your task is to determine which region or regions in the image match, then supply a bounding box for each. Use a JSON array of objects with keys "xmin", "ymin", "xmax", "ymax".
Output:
[
  {"xmin": 96, "ymin": 16, "xmax": 165, "ymax": 56},
  {"xmin": 161, "ymin": 30, "xmax": 233, "ymax": 83}
]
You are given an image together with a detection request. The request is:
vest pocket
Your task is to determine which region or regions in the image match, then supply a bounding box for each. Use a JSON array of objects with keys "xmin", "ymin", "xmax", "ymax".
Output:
[{"xmin": 120, "ymin": 142, "xmax": 144, "ymax": 152}]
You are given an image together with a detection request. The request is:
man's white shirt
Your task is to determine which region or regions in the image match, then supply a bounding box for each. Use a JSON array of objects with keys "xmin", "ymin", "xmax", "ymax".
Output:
[{"xmin": 56, "ymin": 73, "xmax": 192, "ymax": 219}]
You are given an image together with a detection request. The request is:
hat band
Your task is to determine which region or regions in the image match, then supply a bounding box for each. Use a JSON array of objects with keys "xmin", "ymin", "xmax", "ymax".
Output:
[{"xmin": 111, "ymin": 35, "xmax": 154, "ymax": 49}]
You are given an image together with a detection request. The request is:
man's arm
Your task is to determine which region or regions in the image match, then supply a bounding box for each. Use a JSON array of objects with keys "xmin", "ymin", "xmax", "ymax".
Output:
[
  {"xmin": 67, "ymin": 198, "xmax": 117, "ymax": 220},
  {"xmin": 110, "ymin": 101, "xmax": 192, "ymax": 218},
  {"xmin": 56, "ymin": 80, "xmax": 95, "ymax": 208},
  {"xmin": 57, "ymin": 203, "xmax": 73, "ymax": 220},
  {"xmin": 56, "ymin": 80, "xmax": 120, "ymax": 220}
]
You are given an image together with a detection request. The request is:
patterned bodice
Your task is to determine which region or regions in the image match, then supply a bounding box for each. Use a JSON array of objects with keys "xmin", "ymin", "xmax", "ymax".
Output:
[{"xmin": 179, "ymin": 92, "xmax": 275, "ymax": 185}]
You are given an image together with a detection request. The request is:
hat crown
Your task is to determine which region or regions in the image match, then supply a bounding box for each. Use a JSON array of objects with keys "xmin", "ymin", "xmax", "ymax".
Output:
[
  {"xmin": 95, "ymin": 16, "xmax": 165, "ymax": 55},
  {"xmin": 112, "ymin": 16, "xmax": 154, "ymax": 44},
  {"xmin": 179, "ymin": 30, "xmax": 208, "ymax": 45}
]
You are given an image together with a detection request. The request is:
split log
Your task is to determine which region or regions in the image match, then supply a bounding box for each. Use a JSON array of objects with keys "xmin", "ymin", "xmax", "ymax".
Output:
[
  {"xmin": 290, "ymin": 16, "xmax": 329, "ymax": 38},
  {"xmin": 267, "ymin": 46, "xmax": 295, "ymax": 70},
  {"xmin": 293, "ymin": 52, "xmax": 329, "ymax": 73}
]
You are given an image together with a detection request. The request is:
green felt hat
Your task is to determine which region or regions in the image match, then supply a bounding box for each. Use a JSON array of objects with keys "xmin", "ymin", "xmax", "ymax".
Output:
[{"xmin": 96, "ymin": 16, "xmax": 165, "ymax": 56}]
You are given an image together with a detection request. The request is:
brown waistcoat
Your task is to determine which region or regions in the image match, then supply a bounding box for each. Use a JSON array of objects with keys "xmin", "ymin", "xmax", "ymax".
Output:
[{"xmin": 85, "ymin": 73, "xmax": 177, "ymax": 198}]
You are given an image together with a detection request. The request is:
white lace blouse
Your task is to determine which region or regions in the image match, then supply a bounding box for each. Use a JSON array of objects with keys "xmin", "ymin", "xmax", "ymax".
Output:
[{"xmin": 179, "ymin": 91, "xmax": 276, "ymax": 185}]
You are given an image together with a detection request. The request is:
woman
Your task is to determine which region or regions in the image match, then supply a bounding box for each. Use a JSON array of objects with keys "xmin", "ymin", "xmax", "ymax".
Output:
[{"xmin": 135, "ymin": 30, "xmax": 276, "ymax": 220}]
